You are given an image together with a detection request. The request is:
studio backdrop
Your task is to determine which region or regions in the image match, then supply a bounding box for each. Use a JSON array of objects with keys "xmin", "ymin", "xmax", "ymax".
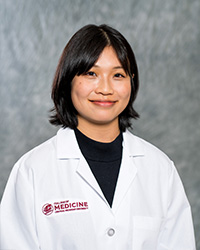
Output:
[{"xmin": 0, "ymin": 0, "xmax": 199, "ymax": 247}]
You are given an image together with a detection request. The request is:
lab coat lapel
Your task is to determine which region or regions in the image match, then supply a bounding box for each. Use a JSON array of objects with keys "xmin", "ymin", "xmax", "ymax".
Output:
[
  {"xmin": 112, "ymin": 130, "xmax": 144, "ymax": 213},
  {"xmin": 112, "ymin": 150, "xmax": 137, "ymax": 212},
  {"xmin": 76, "ymin": 157, "xmax": 106, "ymax": 203},
  {"xmin": 57, "ymin": 128, "xmax": 107, "ymax": 204}
]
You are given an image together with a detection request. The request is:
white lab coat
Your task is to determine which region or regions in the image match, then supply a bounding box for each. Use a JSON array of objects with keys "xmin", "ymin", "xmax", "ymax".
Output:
[{"xmin": 0, "ymin": 128, "xmax": 196, "ymax": 250}]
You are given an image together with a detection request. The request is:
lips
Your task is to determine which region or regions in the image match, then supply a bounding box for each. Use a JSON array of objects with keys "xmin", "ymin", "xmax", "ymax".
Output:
[{"xmin": 90, "ymin": 100, "xmax": 117, "ymax": 107}]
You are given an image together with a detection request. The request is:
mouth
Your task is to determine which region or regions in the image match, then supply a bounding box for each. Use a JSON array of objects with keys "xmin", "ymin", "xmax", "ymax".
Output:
[{"xmin": 89, "ymin": 100, "xmax": 117, "ymax": 107}]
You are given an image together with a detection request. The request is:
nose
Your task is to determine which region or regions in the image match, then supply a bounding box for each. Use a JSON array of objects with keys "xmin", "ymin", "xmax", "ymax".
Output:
[{"xmin": 95, "ymin": 77, "xmax": 114, "ymax": 95}]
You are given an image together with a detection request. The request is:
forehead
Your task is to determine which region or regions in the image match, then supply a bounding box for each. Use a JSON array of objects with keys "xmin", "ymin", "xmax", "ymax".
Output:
[{"xmin": 94, "ymin": 46, "xmax": 122, "ymax": 67}]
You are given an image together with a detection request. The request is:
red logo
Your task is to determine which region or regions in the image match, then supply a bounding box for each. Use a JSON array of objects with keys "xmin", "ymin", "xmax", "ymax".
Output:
[
  {"xmin": 42, "ymin": 203, "xmax": 54, "ymax": 216},
  {"xmin": 42, "ymin": 200, "xmax": 88, "ymax": 216}
]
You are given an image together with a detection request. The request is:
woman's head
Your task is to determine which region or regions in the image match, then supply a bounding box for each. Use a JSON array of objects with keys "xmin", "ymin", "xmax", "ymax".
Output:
[{"xmin": 50, "ymin": 24, "xmax": 139, "ymax": 131}]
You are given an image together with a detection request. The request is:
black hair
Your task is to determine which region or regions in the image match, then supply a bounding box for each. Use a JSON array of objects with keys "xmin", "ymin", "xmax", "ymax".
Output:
[{"xmin": 50, "ymin": 24, "xmax": 139, "ymax": 131}]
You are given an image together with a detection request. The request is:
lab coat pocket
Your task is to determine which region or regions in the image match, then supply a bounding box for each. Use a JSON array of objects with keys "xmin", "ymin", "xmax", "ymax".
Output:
[{"xmin": 132, "ymin": 216, "xmax": 163, "ymax": 250}]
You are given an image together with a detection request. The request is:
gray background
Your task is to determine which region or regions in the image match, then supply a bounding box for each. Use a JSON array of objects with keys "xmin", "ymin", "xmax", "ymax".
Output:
[{"xmin": 0, "ymin": 0, "xmax": 199, "ymax": 247}]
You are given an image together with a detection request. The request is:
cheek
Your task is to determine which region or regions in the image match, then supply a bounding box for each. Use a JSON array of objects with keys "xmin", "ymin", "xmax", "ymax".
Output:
[
  {"xmin": 118, "ymin": 84, "xmax": 132, "ymax": 101},
  {"xmin": 71, "ymin": 81, "xmax": 92, "ymax": 106},
  {"xmin": 71, "ymin": 82, "xmax": 81, "ymax": 107},
  {"xmin": 72, "ymin": 82, "xmax": 84, "ymax": 98}
]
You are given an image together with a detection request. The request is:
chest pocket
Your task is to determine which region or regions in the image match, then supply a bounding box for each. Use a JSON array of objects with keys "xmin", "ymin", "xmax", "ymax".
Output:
[{"xmin": 132, "ymin": 216, "xmax": 163, "ymax": 250}]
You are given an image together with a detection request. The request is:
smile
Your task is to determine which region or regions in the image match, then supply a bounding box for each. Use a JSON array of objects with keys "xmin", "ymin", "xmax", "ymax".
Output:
[{"xmin": 90, "ymin": 100, "xmax": 117, "ymax": 107}]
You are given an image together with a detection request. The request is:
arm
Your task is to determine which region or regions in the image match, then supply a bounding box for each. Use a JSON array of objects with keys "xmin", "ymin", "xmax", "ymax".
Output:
[
  {"xmin": 0, "ymin": 161, "xmax": 41, "ymax": 250},
  {"xmin": 157, "ymin": 163, "xmax": 196, "ymax": 250}
]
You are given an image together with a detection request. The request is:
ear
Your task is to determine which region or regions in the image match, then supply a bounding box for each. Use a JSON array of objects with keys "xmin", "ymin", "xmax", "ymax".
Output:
[{"xmin": 132, "ymin": 74, "xmax": 135, "ymax": 78}]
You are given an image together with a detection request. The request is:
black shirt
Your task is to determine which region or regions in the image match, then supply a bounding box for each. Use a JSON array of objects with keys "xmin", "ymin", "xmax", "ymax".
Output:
[{"xmin": 74, "ymin": 128, "xmax": 123, "ymax": 207}]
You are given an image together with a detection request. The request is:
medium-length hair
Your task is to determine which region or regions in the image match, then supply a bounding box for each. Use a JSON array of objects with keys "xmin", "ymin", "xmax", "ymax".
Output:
[{"xmin": 50, "ymin": 24, "xmax": 139, "ymax": 131}]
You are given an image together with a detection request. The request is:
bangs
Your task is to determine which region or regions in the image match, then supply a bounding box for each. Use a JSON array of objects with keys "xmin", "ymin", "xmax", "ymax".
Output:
[
  {"xmin": 65, "ymin": 28, "xmax": 109, "ymax": 78},
  {"xmin": 75, "ymin": 45, "xmax": 106, "ymax": 76},
  {"xmin": 109, "ymin": 40, "xmax": 133, "ymax": 77},
  {"xmin": 76, "ymin": 44, "xmax": 130, "ymax": 77}
]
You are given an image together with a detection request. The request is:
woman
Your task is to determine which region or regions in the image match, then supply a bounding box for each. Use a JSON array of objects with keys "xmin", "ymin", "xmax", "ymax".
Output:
[{"xmin": 0, "ymin": 24, "xmax": 196, "ymax": 249}]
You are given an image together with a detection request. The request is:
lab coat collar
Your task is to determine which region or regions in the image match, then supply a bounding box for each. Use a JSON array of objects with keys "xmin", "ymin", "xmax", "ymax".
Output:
[
  {"xmin": 122, "ymin": 130, "xmax": 145, "ymax": 157},
  {"xmin": 56, "ymin": 128, "xmax": 145, "ymax": 159},
  {"xmin": 57, "ymin": 128, "xmax": 81, "ymax": 159}
]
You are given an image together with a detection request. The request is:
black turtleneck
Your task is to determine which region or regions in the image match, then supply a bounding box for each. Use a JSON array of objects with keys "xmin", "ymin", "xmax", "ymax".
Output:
[{"xmin": 74, "ymin": 128, "xmax": 123, "ymax": 207}]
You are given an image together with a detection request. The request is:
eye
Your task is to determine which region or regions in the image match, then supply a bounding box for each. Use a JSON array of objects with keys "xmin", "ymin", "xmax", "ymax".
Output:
[
  {"xmin": 114, "ymin": 73, "xmax": 125, "ymax": 78},
  {"xmin": 85, "ymin": 71, "xmax": 96, "ymax": 77}
]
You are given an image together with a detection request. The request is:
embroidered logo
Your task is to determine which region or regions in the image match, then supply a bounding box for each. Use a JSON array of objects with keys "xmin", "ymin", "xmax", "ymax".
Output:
[
  {"xmin": 42, "ymin": 200, "xmax": 88, "ymax": 216},
  {"xmin": 42, "ymin": 203, "xmax": 54, "ymax": 216}
]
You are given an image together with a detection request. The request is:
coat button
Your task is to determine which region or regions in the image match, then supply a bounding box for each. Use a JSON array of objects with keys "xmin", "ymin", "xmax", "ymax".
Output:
[{"xmin": 107, "ymin": 228, "xmax": 115, "ymax": 236}]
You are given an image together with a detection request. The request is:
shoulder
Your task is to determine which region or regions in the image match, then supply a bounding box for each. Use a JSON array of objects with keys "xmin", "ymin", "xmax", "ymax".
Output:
[
  {"xmin": 15, "ymin": 135, "xmax": 57, "ymax": 173},
  {"xmin": 124, "ymin": 130, "xmax": 169, "ymax": 156},
  {"xmin": 123, "ymin": 130, "xmax": 174, "ymax": 170},
  {"xmin": 14, "ymin": 128, "xmax": 78, "ymax": 173}
]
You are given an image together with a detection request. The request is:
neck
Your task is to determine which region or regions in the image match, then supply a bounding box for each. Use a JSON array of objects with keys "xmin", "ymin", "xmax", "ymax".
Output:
[{"xmin": 77, "ymin": 117, "xmax": 120, "ymax": 143}]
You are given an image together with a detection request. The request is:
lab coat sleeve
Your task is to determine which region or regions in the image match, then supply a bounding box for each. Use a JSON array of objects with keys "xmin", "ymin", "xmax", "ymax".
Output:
[
  {"xmin": 157, "ymin": 162, "xmax": 196, "ymax": 250},
  {"xmin": 0, "ymin": 160, "xmax": 41, "ymax": 249}
]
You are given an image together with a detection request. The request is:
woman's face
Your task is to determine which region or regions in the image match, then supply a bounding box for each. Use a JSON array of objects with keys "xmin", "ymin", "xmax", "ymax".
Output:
[{"xmin": 71, "ymin": 46, "xmax": 131, "ymax": 130}]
